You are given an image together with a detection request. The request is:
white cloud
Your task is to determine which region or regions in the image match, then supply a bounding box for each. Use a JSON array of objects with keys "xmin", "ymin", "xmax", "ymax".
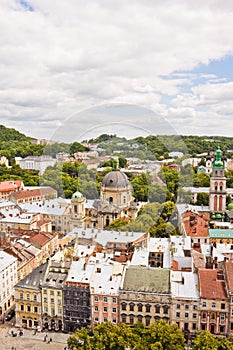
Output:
[{"xmin": 0, "ymin": 0, "xmax": 233, "ymax": 139}]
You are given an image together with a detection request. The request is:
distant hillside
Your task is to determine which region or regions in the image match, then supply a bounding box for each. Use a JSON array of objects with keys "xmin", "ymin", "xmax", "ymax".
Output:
[{"xmin": 0, "ymin": 124, "xmax": 31, "ymax": 142}]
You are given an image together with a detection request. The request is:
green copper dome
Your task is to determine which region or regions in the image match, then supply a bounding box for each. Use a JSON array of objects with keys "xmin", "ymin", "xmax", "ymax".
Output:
[
  {"xmin": 72, "ymin": 190, "xmax": 83, "ymax": 199},
  {"xmin": 213, "ymin": 145, "xmax": 224, "ymax": 168},
  {"xmin": 227, "ymin": 203, "xmax": 233, "ymax": 210}
]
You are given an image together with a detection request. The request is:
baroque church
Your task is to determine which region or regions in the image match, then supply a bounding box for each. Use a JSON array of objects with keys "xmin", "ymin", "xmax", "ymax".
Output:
[{"xmin": 70, "ymin": 167, "xmax": 138, "ymax": 230}]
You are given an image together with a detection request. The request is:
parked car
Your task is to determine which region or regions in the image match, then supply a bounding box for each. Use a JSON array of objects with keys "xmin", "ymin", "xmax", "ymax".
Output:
[{"xmin": 5, "ymin": 310, "xmax": 15, "ymax": 321}]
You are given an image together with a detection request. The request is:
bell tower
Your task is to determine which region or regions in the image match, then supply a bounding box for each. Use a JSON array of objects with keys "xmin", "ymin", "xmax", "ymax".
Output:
[{"xmin": 209, "ymin": 146, "xmax": 226, "ymax": 212}]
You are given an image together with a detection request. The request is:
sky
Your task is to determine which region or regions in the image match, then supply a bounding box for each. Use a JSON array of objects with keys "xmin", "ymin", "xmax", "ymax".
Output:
[{"xmin": 1, "ymin": 0, "xmax": 233, "ymax": 142}]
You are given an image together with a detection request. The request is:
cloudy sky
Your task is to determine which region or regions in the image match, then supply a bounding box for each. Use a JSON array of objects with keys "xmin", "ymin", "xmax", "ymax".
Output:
[{"xmin": 1, "ymin": 0, "xmax": 233, "ymax": 142}]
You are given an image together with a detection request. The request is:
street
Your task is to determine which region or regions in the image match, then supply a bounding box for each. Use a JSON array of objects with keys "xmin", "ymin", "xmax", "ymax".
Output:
[{"xmin": 0, "ymin": 324, "xmax": 70, "ymax": 350}]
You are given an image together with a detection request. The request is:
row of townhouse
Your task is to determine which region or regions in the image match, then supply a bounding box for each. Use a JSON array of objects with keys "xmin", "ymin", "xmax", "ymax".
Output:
[{"xmin": 13, "ymin": 245, "xmax": 233, "ymax": 339}]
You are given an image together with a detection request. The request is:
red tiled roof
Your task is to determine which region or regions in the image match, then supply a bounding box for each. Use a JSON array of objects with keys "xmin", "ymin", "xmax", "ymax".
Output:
[
  {"xmin": 31, "ymin": 233, "xmax": 50, "ymax": 246},
  {"xmin": 183, "ymin": 210, "xmax": 209, "ymax": 237},
  {"xmin": 0, "ymin": 180, "xmax": 23, "ymax": 192},
  {"xmin": 11, "ymin": 187, "xmax": 57, "ymax": 200},
  {"xmin": 225, "ymin": 261, "xmax": 233, "ymax": 293},
  {"xmin": 199, "ymin": 269, "xmax": 227, "ymax": 300}
]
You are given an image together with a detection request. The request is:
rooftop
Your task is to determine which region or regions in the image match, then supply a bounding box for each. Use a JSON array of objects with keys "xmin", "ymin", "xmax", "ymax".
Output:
[
  {"xmin": 199, "ymin": 269, "xmax": 227, "ymax": 300},
  {"xmin": 122, "ymin": 265, "xmax": 170, "ymax": 293}
]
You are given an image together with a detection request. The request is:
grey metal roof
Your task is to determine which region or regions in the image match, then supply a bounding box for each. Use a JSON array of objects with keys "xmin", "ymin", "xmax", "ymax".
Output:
[{"xmin": 15, "ymin": 262, "xmax": 48, "ymax": 290}]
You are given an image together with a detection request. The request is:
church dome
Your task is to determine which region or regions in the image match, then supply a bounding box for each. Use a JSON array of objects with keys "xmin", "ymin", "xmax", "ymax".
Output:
[
  {"xmin": 72, "ymin": 190, "xmax": 83, "ymax": 199},
  {"xmin": 102, "ymin": 170, "xmax": 131, "ymax": 189}
]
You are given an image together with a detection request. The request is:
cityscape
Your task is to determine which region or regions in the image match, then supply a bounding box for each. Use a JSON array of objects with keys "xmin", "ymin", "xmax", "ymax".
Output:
[
  {"xmin": 1, "ymin": 1, "xmax": 233, "ymax": 349},
  {"xmin": 0, "ymin": 131, "xmax": 233, "ymax": 349}
]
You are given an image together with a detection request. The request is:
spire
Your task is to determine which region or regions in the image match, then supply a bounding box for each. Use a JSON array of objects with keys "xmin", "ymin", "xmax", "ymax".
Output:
[
  {"xmin": 213, "ymin": 145, "xmax": 224, "ymax": 169},
  {"xmin": 216, "ymin": 145, "xmax": 221, "ymax": 162}
]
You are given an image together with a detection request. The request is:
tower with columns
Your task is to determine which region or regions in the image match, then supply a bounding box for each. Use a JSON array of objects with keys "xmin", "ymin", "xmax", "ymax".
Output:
[{"xmin": 209, "ymin": 146, "xmax": 226, "ymax": 212}]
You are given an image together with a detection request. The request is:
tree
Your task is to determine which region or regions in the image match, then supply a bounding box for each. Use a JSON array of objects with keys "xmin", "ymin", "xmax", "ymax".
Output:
[
  {"xmin": 193, "ymin": 331, "xmax": 219, "ymax": 350},
  {"xmin": 67, "ymin": 321, "xmax": 185, "ymax": 350},
  {"xmin": 196, "ymin": 192, "xmax": 209, "ymax": 206}
]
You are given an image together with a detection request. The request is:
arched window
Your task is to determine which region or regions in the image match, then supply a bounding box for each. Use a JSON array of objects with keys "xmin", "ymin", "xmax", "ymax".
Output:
[
  {"xmin": 109, "ymin": 197, "xmax": 113, "ymax": 204},
  {"xmin": 155, "ymin": 305, "xmax": 160, "ymax": 313},
  {"xmin": 138, "ymin": 303, "xmax": 143, "ymax": 312}
]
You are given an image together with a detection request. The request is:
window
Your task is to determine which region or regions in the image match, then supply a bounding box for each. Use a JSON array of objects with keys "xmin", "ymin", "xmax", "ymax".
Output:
[
  {"xmin": 193, "ymin": 313, "xmax": 197, "ymax": 319},
  {"xmin": 57, "ymin": 291, "xmax": 61, "ymax": 296},
  {"xmin": 104, "ymin": 317, "xmax": 107, "ymax": 323},
  {"xmin": 129, "ymin": 303, "xmax": 134, "ymax": 312},
  {"xmin": 122, "ymin": 303, "xmax": 126, "ymax": 311},
  {"xmin": 104, "ymin": 307, "xmax": 107, "ymax": 312},
  {"xmin": 94, "ymin": 306, "xmax": 98, "ymax": 311},
  {"xmin": 163, "ymin": 305, "xmax": 169, "ymax": 314},
  {"xmin": 103, "ymin": 297, "xmax": 107, "ymax": 302},
  {"xmin": 185, "ymin": 313, "xmax": 189, "ymax": 318},
  {"xmin": 202, "ymin": 301, "xmax": 206, "ymax": 307},
  {"xmin": 26, "ymin": 293, "xmax": 30, "ymax": 300},
  {"xmin": 130, "ymin": 316, "xmax": 134, "ymax": 325},
  {"xmin": 50, "ymin": 290, "xmax": 54, "ymax": 295},
  {"xmin": 176, "ymin": 304, "xmax": 180, "ymax": 309},
  {"xmin": 112, "ymin": 297, "xmax": 116, "ymax": 303},
  {"xmin": 138, "ymin": 304, "xmax": 143, "ymax": 312},
  {"xmin": 145, "ymin": 316, "xmax": 151, "ymax": 327},
  {"xmin": 220, "ymin": 326, "xmax": 225, "ymax": 333},
  {"xmin": 51, "ymin": 298, "xmax": 54, "ymax": 304},
  {"xmin": 20, "ymin": 304, "xmax": 24, "ymax": 311},
  {"xmin": 220, "ymin": 314, "xmax": 225, "ymax": 321},
  {"xmin": 94, "ymin": 296, "xmax": 98, "ymax": 302},
  {"xmin": 113, "ymin": 308, "xmax": 116, "ymax": 313},
  {"xmin": 193, "ymin": 323, "xmax": 196, "ymax": 330},
  {"xmin": 33, "ymin": 294, "xmax": 37, "ymax": 301},
  {"xmin": 212, "ymin": 302, "xmax": 216, "ymax": 308},
  {"xmin": 20, "ymin": 292, "xmax": 23, "ymax": 299},
  {"xmin": 193, "ymin": 305, "xmax": 197, "ymax": 310},
  {"xmin": 95, "ymin": 317, "xmax": 99, "ymax": 322},
  {"xmin": 146, "ymin": 304, "xmax": 151, "ymax": 313},
  {"xmin": 112, "ymin": 317, "xmax": 116, "ymax": 323},
  {"xmin": 202, "ymin": 312, "xmax": 206, "ymax": 319},
  {"xmin": 155, "ymin": 305, "xmax": 160, "ymax": 313},
  {"xmin": 221, "ymin": 303, "xmax": 225, "ymax": 310},
  {"xmin": 122, "ymin": 315, "xmax": 127, "ymax": 323},
  {"xmin": 44, "ymin": 298, "xmax": 47, "ymax": 303},
  {"xmin": 43, "ymin": 290, "xmax": 47, "ymax": 294},
  {"xmin": 176, "ymin": 312, "xmax": 180, "ymax": 318},
  {"xmin": 34, "ymin": 306, "xmax": 38, "ymax": 313},
  {"xmin": 185, "ymin": 304, "xmax": 189, "ymax": 310},
  {"xmin": 27, "ymin": 305, "xmax": 31, "ymax": 312}
]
